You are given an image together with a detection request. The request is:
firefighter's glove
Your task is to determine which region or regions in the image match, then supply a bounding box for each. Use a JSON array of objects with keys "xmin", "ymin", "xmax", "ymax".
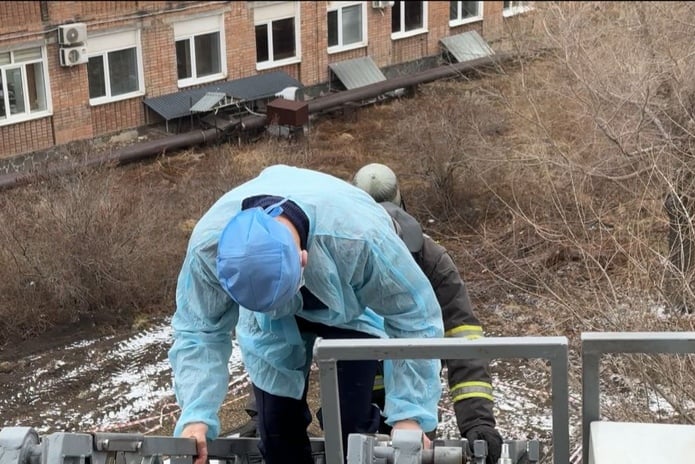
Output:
[{"xmin": 465, "ymin": 425, "xmax": 503, "ymax": 464}]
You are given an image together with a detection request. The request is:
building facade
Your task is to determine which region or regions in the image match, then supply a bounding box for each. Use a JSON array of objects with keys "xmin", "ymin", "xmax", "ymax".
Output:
[{"xmin": 0, "ymin": 1, "xmax": 529, "ymax": 160}]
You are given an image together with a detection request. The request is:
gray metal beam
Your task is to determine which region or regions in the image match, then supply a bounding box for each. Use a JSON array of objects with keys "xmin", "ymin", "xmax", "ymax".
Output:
[
  {"xmin": 581, "ymin": 331, "xmax": 695, "ymax": 464},
  {"xmin": 314, "ymin": 336, "xmax": 569, "ymax": 464}
]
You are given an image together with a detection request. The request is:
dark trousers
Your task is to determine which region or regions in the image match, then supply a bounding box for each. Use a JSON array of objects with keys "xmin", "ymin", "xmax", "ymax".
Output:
[{"xmin": 253, "ymin": 318, "xmax": 381, "ymax": 464}]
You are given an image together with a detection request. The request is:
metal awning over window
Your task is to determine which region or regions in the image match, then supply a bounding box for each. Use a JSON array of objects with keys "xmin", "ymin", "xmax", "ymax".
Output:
[
  {"xmin": 440, "ymin": 31, "xmax": 495, "ymax": 63},
  {"xmin": 143, "ymin": 70, "xmax": 302, "ymax": 122},
  {"xmin": 328, "ymin": 56, "xmax": 386, "ymax": 90}
]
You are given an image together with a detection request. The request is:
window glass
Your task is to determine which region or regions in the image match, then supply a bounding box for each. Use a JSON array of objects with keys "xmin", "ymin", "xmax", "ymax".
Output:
[
  {"xmin": 404, "ymin": 2, "xmax": 423, "ymax": 31},
  {"xmin": 342, "ymin": 4, "xmax": 362, "ymax": 45},
  {"xmin": 450, "ymin": 1, "xmax": 457, "ymax": 20},
  {"xmin": 254, "ymin": 4, "xmax": 299, "ymax": 67},
  {"xmin": 255, "ymin": 24, "xmax": 269, "ymax": 62},
  {"xmin": 7, "ymin": 67, "xmax": 25, "ymax": 115},
  {"xmin": 88, "ymin": 55, "xmax": 106, "ymax": 99},
  {"xmin": 392, "ymin": 1, "xmax": 401, "ymax": 32},
  {"xmin": 173, "ymin": 15, "xmax": 224, "ymax": 85},
  {"xmin": 0, "ymin": 46, "xmax": 50, "ymax": 123},
  {"xmin": 272, "ymin": 17, "xmax": 295, "ymax": 61},
  {"xmin": 176, "ymin": 40, "xmax": 192, "ymax": 79},
  {"xmin": 108, "ymin": 48, "xmax": 138, "ymax": 96},
  {"xmin": 27, "ymin": 62, "xmax": 46, "ymax": 111},
  {"xmin": 0, "ymin": 74, "xmax": 6, "ymax": 118},
  {"xmin": 461, "ymin": 1, "xmax": 479, "ymax": 17},
  {"xmin": 327, "ymin": 10, "xmax": 338, "ymax": 47},
  {"xmin": 195, "ymin": 32, "xmax": 221, "ymax": 77}
]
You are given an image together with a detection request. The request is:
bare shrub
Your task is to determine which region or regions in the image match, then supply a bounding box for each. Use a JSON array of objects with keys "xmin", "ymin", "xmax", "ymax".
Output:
[
  {"xmin": 0, "ymin": 163, "xmax": 185, "ymax": 341},
  {"xmin": 476, "ymin": 0, "xmax": 695, "ymax": 434}
]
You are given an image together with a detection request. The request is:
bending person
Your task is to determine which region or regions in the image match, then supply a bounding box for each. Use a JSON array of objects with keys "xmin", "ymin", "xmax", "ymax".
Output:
[
  {"xmin": 168, "ymin": 164, "xmax": 444, "ymax": 464},
  {"xmin": 353, "ymin": 163, "xmax": 503, "ymax": 464}
]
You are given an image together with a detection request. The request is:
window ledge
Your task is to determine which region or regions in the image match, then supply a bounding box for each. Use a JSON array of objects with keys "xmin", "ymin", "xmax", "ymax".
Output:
[
  {"xmin": 391, "ymin": 29, "xmax": 428, "ymax": 41},
  {"xmin": 449, "ymin": 16, "xmax": 483, "ymax": 27},
  {"xmin": 0, "ymin": 111, "xmax": 52, "ymax": 127},
  {"xmin": 256, "ymin": 56, "xmax": 301, "ymax": 71},
  {"xmin": 503, "ymin": 6, "xmax": 533, "ymax": 17},
  {"xmin": 177, "ymin": 73, "xmax": 228, "ymax": 89},
  {"xmin": 89, "ymin": 90, "xmax": 146, "ymax": 107},
  {"xmin": 327, "ymin": 42, "xmax": 368, "ymax": 55}
]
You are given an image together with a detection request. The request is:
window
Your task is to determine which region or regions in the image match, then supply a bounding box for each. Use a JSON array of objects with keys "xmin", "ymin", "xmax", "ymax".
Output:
[
  {"xmin": 327, "ymin": 2, "xmax": 367, "ymax": 53},
  {"xmin": 254, "ymin": 2, "xmax": 301, "ymax": 70},
  {"xmin": 449, "ymin": 1, "xmax": 482, "ymax": 25},
  {"xmin": 87, "ymin": 30, "xmax": 144, "ymax": 105},
  {"xmin": 503, "ymin": 1, "xmax": 531, "ymax": 17},
  {"xmin": 0, "ymin": 46, "xmax": 50, "ymax": 125},
  {"xmin": 391, "ymin": 1, "xmax": 427, "ymax": 38},
  {"xmin": 174, "ymin": 15, "xmax": 226, "ymax": 87}
]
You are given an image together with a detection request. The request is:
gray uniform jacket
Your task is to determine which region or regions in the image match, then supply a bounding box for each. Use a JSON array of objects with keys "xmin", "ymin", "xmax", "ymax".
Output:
[{"xmin": 378, "ymin": 202, "xmax": 497, "ymax": 435}]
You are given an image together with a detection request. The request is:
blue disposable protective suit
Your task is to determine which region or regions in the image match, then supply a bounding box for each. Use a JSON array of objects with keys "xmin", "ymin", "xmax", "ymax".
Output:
[{"xmin": 168, "ymin": 165, "xmax": 444, "ymax": 439}]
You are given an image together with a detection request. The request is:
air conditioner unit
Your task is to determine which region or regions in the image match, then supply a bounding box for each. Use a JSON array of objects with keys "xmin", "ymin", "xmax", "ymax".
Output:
[
  {"xmin": 59, "ymin": 46, "xmax": 88, "ymax": 67},
  {"xmin": 58, "ymin": 23, "xmax": 88, "ymax": 45},
  {"xmin": 372, "ymin": 1, "xmax": 394, "ymax": 8}
]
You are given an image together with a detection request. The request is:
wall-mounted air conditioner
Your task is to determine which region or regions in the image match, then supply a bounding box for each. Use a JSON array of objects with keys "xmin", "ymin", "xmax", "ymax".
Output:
[
  {"xmin": 59, "ymin": 46, "xmax": 88, "ymax": 67},
  {"xmin": 372, "ymin": 1, "xmax": 395, "ymax": 8},
  {"xmin": 58, "ymin": 23, "xmax": 88, "ymax": 46}
]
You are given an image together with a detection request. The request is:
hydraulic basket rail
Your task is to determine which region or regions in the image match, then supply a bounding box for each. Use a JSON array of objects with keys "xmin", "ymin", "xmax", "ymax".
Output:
[
  {"xmin": 1, "ymin": 336, "xmax": 563, "ymax": 464},
  {"xmin": 314, "ymin": 336, "xmax": 569, "ymax": 464}
]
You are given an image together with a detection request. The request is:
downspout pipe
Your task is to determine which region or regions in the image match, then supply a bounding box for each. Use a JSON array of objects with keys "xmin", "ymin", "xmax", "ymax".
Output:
[{"xmin": 0, "ymin": 53, "xmax": 510, "ymax": 191}]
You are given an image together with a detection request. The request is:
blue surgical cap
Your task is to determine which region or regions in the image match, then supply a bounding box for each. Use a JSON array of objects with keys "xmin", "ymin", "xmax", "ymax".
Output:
[{"xmin": 216, "ymin": 200, "xmax": 301, "ymax": 312}]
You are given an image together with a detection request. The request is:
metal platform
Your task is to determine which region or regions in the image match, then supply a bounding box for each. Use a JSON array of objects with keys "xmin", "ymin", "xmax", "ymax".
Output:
[
  {"xmin": 581, "ymin": 332, "xmax": 695, "ymax": 464},
  {"xmin": 589, "ymin": 421, "xmax": 695, "ymax": 463}
]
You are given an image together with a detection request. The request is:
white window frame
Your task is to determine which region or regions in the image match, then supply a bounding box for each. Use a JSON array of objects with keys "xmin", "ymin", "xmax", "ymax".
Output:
[
  {"xmin": 391, "ymin": 1, "xmax": 428, "ymax": 40},
  {"xmin": 327, "ymin": 1, "xmax": 368, "ymax": 54},
  {"xmin": 0, "ymin": 45, "xmax": 52, "ymax": 127},
  {"xmin": 87, "ymin": 29, "xmax": 145, "ymax": 106},
  {"xmin": 254, "ymin": 2, "xmax": 301, "ymax": 71},
  {"xmin": 449, "ymin": 1, "xmax": 483, "ymax": 27},
  {"xmin": 503, "ymin": 1, "xmax": 532, "ymax": 17},
  {"xmin": 173, "ymin": 14, "xmax": 227, "ymax": 88}
]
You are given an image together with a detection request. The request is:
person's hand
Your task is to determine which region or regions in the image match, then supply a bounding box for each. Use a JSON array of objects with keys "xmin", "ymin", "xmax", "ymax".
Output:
[
  {"xmin": 181, "ymin": 422, "xmax": 209, "ymax": 464},
  {"xmin": 465, "ymin": 425, "xmax": 503, "ymax": 464},
  {"xmin": 391, "ymin": 419, "xmax": 432, "ymax": 449}
]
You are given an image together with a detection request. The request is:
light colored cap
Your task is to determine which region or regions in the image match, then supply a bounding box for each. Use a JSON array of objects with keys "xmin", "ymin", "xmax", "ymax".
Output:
[{"xmin": 352, "ymin": 163, "xmax": 402, "ymax": 207}]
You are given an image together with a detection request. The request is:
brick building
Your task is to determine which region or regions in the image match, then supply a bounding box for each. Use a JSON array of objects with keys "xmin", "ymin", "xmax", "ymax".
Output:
[{"xmin": 0, "ymin": 1, "xmax": 530, "ymax": 161}]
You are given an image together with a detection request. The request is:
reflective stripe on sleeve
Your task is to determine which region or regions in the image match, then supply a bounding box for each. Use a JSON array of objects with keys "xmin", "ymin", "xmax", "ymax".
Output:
[
  {"xmin": 445, "ymin": 324, "xmax": 484, "ymax": 339},
  {"xmin": 449, "ymin": 380, "xmax": 494, "ymax": 403},
  {"xmin": 372, "ymin": 374, "xmax": 384, "ymax": 391}
]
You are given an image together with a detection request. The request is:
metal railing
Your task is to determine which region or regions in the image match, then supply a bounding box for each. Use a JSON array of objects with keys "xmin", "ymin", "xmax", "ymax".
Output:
[
  {"xmin": 314, "ymin": 336, "xmax": 570, "ymax": 464},
  {"xmin": 581, "ymin": 331, "xmax": 695, "ymax": 464}
]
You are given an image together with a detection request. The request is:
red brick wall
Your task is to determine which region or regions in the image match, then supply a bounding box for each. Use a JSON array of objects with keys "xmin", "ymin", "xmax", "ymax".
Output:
[
  {"xmin": 91, "ymin": 98, "xmax": 145, "ymax": 136},
  {"xmin": 0, "ymin": 1, "xmax": 512, "ymax": 160},
  {"xmin": 48, "ymin": 37, "xmax": 93, "ymax": 145},
  {"xmin": 0, "ymin": 118, "xmax": 53, "ymax": 156},
  {"xmin": 226, "ymin": 2, "xmax": 257, "ymax": 80},
  {"xmin": 482, "ymin": 1, "xmax": 505, "ymax": 39},
  {"xmin": 367, "ymin": 3, "xmax": 394, "ymax": 68},
  {"xmin": 297, "ymin": 2, "xmax": 322, "ymax": 86},
  {"xmin": 141, "ymin": 15, "xmax": 178, "ymax": 98},
  {"xmin": 0, "ymin": 2, "xmax": 43, "ymax": 34}
]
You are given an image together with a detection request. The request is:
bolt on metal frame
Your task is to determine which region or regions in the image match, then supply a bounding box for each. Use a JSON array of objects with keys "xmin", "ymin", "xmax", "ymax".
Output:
[
  {"xmin": 581, "ymin": 331, "xmax": 695, "ymax": 464},
  {"xmin": 314, "ymin": 336, "xmax": 570, "ymax": 464}
]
